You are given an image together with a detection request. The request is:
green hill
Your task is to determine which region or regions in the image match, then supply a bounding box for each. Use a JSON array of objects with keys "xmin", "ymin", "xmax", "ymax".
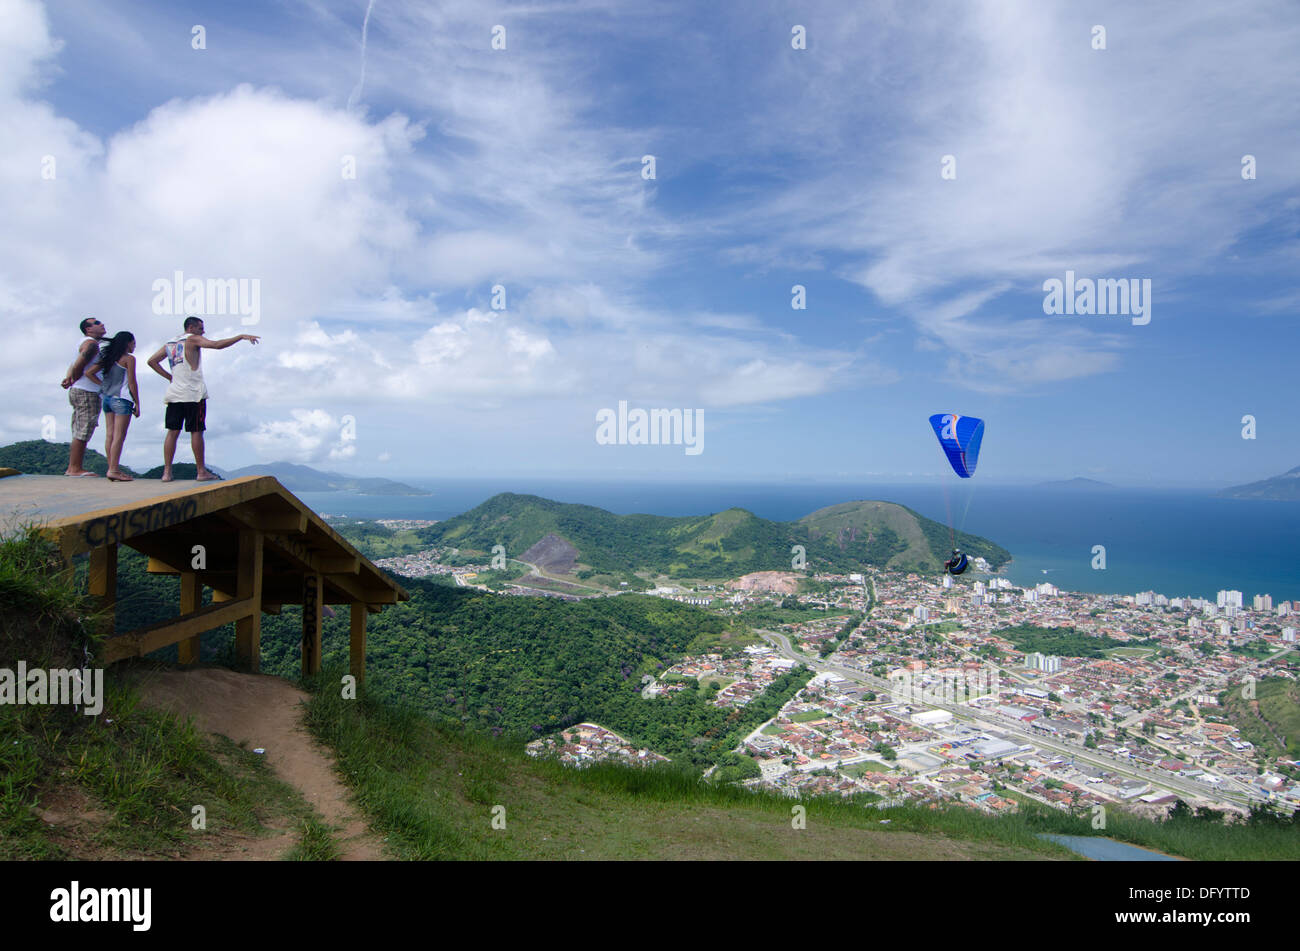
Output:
[
  {"xmin": 1220, "ymin": 677, "xmax": 1300, "ymax": 764},
  {"xmin": 0, "ymin": 439, "xmax": 138, "ymax": 477},
  {"xmin": 414, "ymin": 493, "xmax": 1010, "ymax": 580}
]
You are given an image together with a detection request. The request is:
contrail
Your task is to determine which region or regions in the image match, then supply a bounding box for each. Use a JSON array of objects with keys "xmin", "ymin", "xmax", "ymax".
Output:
[{"xmin": 346, "ymin": 0, "xmax": 377, "ymax": 112}]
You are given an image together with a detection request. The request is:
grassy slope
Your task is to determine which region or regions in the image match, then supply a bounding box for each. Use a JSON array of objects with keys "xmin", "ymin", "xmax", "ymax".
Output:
[
  {"xmin": 301, "ymin": 674, "xmax": 1069, "ymax": 861},
  {"xmin": 0, "ymin": 529, "xmax": 336, "ymax": 860},
  {"xmin": 302, "ymin": 674, "xmax": 1300, "ymax": 860},
  {"xmin": 1220, "ymin": 677, "xmax": 1300, "ymax": 761}
]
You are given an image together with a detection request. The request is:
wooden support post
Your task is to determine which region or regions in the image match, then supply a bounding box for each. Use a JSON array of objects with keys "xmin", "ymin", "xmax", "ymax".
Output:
[
  {"xmin": 302, "ymin": 572, "xmax": 323, "ymax": 678},
  {"xmin": 177, "ymin": 572, "xmax": 200, "ymax": 664},
  {"xmin": 234, "ymin": 530, "xmax": 263, "ymax": 672},
  {"xmin": 349, "ymin": 601, "xmax": 366, "ymax": 685},
  {"xmin": 87, "ymin": 543, "xmax": 118, "ymax": 635}
]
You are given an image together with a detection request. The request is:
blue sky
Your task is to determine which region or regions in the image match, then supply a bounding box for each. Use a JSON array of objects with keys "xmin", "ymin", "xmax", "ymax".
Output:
[{"xmin": 2, "ymin": 0, "xmax": 1298, "ymax": 485}]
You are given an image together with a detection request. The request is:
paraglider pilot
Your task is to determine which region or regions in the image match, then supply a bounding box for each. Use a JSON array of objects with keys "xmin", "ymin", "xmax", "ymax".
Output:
[{"xmin": 944, "ymin": 549, "xmax": 969, "ymax": 575}]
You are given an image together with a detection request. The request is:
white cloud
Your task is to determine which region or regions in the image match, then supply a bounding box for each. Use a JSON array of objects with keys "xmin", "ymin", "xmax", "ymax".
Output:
[{"xmin": 246, "ymin": 409, "xmax": 356, "ymax": 464}]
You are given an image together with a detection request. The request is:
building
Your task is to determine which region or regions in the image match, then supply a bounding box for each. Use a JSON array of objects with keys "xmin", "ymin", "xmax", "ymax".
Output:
[
  {"xmin": 1283, "ymin": 627, "xmax": 1297, "ymax": 643},
  {"xmin": 1135, "ymin": 591, "xmax": 1154, "ymax": 606},
  {"xmin": 1254, "ymin": 594, "xmax": 1273, "ymax": 612},
  {"xmin": 911, "ymin": 710, "xmax": 953, "ymax": 727},
  {"xmin": 1217, "ymin": 590, "xmax": 1243, "ymax": 609},
  {"xmin": 1024, "ymin": 653, "xmax": 1061, "ymax": 673}
]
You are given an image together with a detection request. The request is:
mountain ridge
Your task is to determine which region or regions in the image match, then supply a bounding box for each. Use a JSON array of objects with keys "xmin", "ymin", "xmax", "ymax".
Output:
[
  {"xmin": 414, "ymin": 491, "xmax": 1010, "ymax": 579},
  {"xmin": 1220, "ymin": 465, "xmax": 1300, "ymax": 501}
]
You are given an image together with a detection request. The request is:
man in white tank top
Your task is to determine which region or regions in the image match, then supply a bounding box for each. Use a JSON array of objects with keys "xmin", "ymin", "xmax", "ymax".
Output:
[
  {"xmin": 60, "ymin": 317, "xmax": 108, "ymax": 476},
  {"xmin": 146, "ymin": 316, "xmax": 260, "ymax": 481}
]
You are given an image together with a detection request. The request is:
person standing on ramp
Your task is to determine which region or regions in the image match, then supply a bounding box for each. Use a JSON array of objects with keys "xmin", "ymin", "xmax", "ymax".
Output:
[{"xmin": 147, "ymin": 316, "xmax": 259, "ymax": 482}]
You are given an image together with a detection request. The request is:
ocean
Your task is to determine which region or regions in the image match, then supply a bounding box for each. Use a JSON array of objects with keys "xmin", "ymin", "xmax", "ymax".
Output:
[{"xmin": 298, "ymin": 480, "xmax": 1300, "ymax": 604}]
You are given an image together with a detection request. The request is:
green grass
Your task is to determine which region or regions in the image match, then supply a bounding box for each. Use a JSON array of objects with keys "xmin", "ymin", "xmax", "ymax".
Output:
[
  {"xmin": 296, "ymin": 666, "xmax": 1092, "ymax": 860},
  {"xmin": 1221, "ymin": 677, "xmax": 1300, "ymax": 760},
  {"xmin": 1106, "ymin": 647, "xmax": 1156, "ymax": 658},
  {"xmin": 284, "ymin": 814, "xmax": 343, "ymax": 861},
  {"xmin": 297, "ymin": 665, "xmax": 1300, "ymax": 861},
  {"xmin": 0, "ymin": 530, "xmax": 349, "ymax": 861},
  {"xmin": 791, "ymin": 710, "xmax": 830, "ymax": 723},
  {"xmin": 0, "ymin": 676, "xmax": 335, "ymax": 860}
]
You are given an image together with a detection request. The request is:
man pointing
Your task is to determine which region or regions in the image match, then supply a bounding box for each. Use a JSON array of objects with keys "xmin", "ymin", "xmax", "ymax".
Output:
[{"xmin": 147, "ymin": 316, "xmax": 259, "ymax": 482}]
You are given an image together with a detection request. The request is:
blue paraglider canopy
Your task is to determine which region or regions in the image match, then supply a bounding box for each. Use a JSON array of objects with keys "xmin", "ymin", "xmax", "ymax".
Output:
[{"xmin": 929, "ymin": 413, "xmax": 984, "ymax": 479}]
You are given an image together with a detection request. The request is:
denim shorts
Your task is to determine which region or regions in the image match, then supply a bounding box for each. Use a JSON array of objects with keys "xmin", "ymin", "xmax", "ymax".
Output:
[{"xmin": 102, "ymin": 396, "xmax": 134, "ymax": 416}]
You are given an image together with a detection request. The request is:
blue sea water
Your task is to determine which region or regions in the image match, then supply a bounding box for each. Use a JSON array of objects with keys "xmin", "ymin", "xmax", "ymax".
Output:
[{"xmin": 299, "ymin": 480, "xmax": 1300, "ymax": 604}]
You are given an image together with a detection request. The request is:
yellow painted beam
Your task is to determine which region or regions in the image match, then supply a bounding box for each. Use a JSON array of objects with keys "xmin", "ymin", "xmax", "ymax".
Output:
[
  {"xmin": 177, "ymin": 572, "xmax": 200, "ymax": 664},
  {"xmin": 87, "ymin": 544, "xmax": 117, "ymax": 637},
  {"xmin": 146, "ymin": 557, "xmax": 181, "ymax": 575},
  {"xmin": 104, "ymin": 597, "xmax": 256, "ymax": 663},
  {"xmin": 320, "ymin": 555, "xmax": 360, "ymax": 575},
  {"xmin": 234, "ymin": 530, "xmax": 263, "ymax": 672},
  {"xmin": 226, "ymin": 502, "xmax": 308, "ymax": 534},
  {"xmin": 302, "ymin": 572, "xmax": 323, "ymax": 677}
]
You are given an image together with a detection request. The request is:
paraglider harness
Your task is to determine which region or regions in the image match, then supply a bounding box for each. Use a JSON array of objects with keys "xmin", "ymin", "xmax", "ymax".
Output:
[{"xmin": 944, "ymin": 549, "xmax": 969, "ymax": 575}]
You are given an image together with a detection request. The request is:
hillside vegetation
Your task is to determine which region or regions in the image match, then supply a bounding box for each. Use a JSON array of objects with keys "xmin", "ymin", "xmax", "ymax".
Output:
[
  {"xmin": 0, "ymin": 530, "xmax": 333, "ymax": 860},
  {"xmin": 113, "ymin": 550, "xmax": 782, "ymax": 766},
  {"xmin": 0, "ymin": 439, "xmax": 138, "ymax": 478},
  {"xmin": 413, "ymin": 492, "xmax": 1010, "ymax": 580},
  {"xmin": 1220, "ymin": 677, "xmax": 1300, "ymax": 762}
]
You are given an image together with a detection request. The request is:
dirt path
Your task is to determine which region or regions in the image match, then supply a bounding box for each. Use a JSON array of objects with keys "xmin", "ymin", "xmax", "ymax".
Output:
[{"xmin": 132, "ymin": 667, "xmax": 384, "ymax": 860}]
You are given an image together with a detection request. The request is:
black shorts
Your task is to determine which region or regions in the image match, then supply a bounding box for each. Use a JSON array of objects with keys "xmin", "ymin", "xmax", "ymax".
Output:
[{"xmin": 165, "ymin": 400, "xmax": 207, "ymax": 432}]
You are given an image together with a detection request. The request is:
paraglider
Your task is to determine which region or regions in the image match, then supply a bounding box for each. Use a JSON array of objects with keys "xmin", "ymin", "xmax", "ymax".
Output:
[
  {"xmin": 928, "ymin": 413, "xmax": 984, "ymax": 479},
  {"xmin": 929, "ymin": 413, "xmax": 985, "ymax": 576}
]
